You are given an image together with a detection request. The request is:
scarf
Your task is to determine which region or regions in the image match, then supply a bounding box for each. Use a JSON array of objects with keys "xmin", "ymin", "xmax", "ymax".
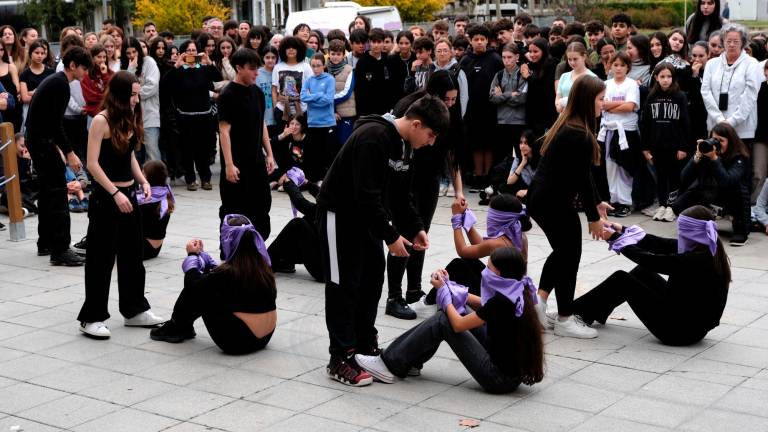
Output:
[
  {"xmin": 450, "ymin": 208, "xmax": 477, "ymax": 232},
  {"xmin": 607, "ymin": 225, "xmax": 646, "ymax": 254},
  {"xmin": 220, "ymin": 214, "xmax": 271, "ymax": 265},
  {"xmin": 480, "ymin": 268, "xmax": 538, "ymax": 317},
  {"xmin": 137, "ymin": 185, "xmax": 174, "ymax": 219},
  {"xmin": 327, "ymin": 58, "xmax": 348, "ymax": 76},
  {"xmin": 484, "ymin": 207, "xmax": 526, "ymax": 251},
  {"xmin": 678, "ymin": 215, "xmax": 719, "ymax": 256},
  {"xmin": 436, "ymin": 276, "xmax": 469, "ymax": 315}
]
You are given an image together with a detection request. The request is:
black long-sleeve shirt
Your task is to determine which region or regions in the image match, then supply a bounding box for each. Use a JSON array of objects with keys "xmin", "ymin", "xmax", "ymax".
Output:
[
  {"xmin": 680, "ymin": 154, "xmax": 751, "ymax": 198},
  {"xmin": 317, "ymin": 115, "xmax": 423, "ymax": 245},
  {"xmin": 641, "ymin": 90, "xmax": 692, "ymax": 154},
  {"xmin": 25, "ymin": 71, "xmax": 72, "ymax": 154},
  {"xmin": 167, "ymin": 65, "xmax": 222, "ymax": 113},
  {"xmin": 354, "ymin": 52, "xmax": 390, "ymax": 116},
  {"xmin": 528, "ymin": 125, "xmax": 601, "ymax": 221},
  {"xmin": 620, "ymin": 233, "xmax": 729, "ymax": 331}
]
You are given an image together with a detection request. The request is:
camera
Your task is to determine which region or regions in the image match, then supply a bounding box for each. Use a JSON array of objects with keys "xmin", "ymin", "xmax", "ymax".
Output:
[{"xmin": 698, "ymin": 137, "xmax": 721, "ymax": 154}]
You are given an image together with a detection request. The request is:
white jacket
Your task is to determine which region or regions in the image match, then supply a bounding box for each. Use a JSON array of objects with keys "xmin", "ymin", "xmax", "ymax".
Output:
[
  {"xmin": 701, "ymin": 51, "xmax": 763, "ymax": 139},
  {"xmin": 130, "ymin": 56, "xmax": 161, "ymax": 129}
]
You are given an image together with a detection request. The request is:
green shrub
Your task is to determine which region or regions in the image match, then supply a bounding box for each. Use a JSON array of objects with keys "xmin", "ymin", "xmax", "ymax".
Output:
[{"xmin": 575, "ymin": 1, "xmax": 696, "ymax": 30}]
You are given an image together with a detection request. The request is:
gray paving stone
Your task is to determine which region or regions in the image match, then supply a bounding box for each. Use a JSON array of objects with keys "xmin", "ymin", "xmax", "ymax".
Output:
[
  {"xmin": 77, "ymin": 374, "xmax": 178, "ymax": 406},
  {"xmin": 489, "ymin": 400, "xmax": 592, "ymax": 432},
  {"xmin": 29, "ymin": 363, "xmax": 127, "ymax": 393},
  {"xmin": 598, "ymin": 347, "xmax": 689, "ymax": 373},
  {"xmin": 572, "ymin": 415, "xmax": 670, "ymax": 432},
  {"xmin": 246, "ymin": 380, "xmax": 344, "ymax": 411},
  {"xmin": 717, "ymin": 386, "xmax": 768, "ymax": 418},
  {"xmin": 0, "ymin": 415, "xmax": 63, "ymax": 432},
  {"xmin": 635, "ymin": 374, "xmax": 733, "ymax": 406},
  {"xmin": 377, "ymin": 405, "xmax": 485, "ymax": 432},
  {"xmin": 568, "ymin": 363, "xmax": 658, "ymax": 392},
  {"xmin": 191, "ymin": 400, "xmax": 294, "ymax": 431},
  {"xmin": 188, "ymin": 368, "xmax": 284, "ymax": 398},
  {"xmin": 0, "ymin": 382, "xmax": 68, "ymax": 414},
  {"xmin": 136, "ymin": 357, "xmax": 229, "ymax": 386},
  {"xmin": 91, "ymin": 346, "xmax": 178, "ymax": 374},
  {"xmin": 238, "ymin": 349, "xmax": 327, "ymax": 379},
  {"xmin": 133, "ymin": 387, "xmax": 234, "ymax": 421},
  {"xmin": 308, "ymin": 393, "xmax": 408, "ymax": 428},
  {"xmin": 17, "ymin": 394, "xmax": 120, "ymax": 429},
  {"xmin": 0, "ymin": 353, "xmax": 71, "ymax": 380},
  {"xmin": 677, "ymin": 409, "xmax": 768, "ymax": 431},
  {"xmin": 418, "ymin": 383, "xmax": 519, "ymax": 418},
  {"xmin": 71, "ymin": 407, "xmax": 179, "ymax": 432},
  {"xmin": 527, "ymin": 379, "xmax": 625, "ymax": 413},
  {"xmin": 698, "ymin": 342, "xmax": 768, "ymax": 368},
  {"xmin": 600, "ymin": 396, "xmax": 698, "ymax": 428},
  {"xmin": 260, "ymin": 413, "xmax": 360, "ymax": 432}
]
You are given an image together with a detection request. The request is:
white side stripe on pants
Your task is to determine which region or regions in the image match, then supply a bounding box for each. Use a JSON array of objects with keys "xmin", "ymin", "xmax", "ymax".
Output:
[{"xmin": 326, "ymin": 211, "xmax": 340, "ymax": 284}]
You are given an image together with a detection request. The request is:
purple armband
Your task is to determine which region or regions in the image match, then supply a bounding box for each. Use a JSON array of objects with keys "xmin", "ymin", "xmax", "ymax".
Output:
[
  {"xmin": 451, "ymin": 209, "xmax": 478, "ymax": 232},
  {"xmin": 182, "ymin": 255, "xmax": 204, "ymax": 273},
  {"xmin": 199, "ymin": 251, "xmax": 219, "ymax": 271},
  {"xmin": 608, "ymin": 225, "xmax": 647, "ymax": 254},
  {"xmin": 436, "ymin": 285, "xmax": 453, "ymax": 311}
]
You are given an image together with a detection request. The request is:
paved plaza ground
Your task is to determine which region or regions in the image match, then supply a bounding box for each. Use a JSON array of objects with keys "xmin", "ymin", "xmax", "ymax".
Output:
[{"xmin": 0, "ymin": 170, "xmax": 768, "ymax": 431}]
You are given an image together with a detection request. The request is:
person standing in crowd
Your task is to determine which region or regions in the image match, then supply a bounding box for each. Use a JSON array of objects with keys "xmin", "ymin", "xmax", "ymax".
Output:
[
  {"xmin": 461, "ymin": 24, "xmax": 503, "ymax": 187},
  {"xmin": 219, "ymin": 48, "xmax": 275, "ymax": 240},
  {"xmin": 26, "ymin": 46, "xmax": 90, "ymax": 266},
  {"xmin": 686, "ymin": 0, "xmax": 723, "ymax": 44},
  {"xmin": 0, "ymin": 41, "xmax": 20, "ymax": 132},
  {"xmin": 19, "ymin": 40, "xmax": 54, "ymax": 129},
  {"xmin": 592, "ymin": 38, "xmax": 617, "ymax": 80},
  {"xmin": 271, "ymin": 36, "xmax": 313, "ymax": 130},
  {"xmin": 77, "ymin": 71, "xmax": 165, "ymax": 339},
  {"xmin": 454, "ymin": 15, "xmax": 469, "ymax": 38},
  {"xmin": 122, "ymin": 37, "xmax": 161, "ymax": 162},
  {"xmin": 56, "ymin": 35, "xmax": 88, "ymax": 161},
  {"xmin": 585, "ymin": 20, "xmax": 605, "ymax": 66},
  {"xmin": 610, "ymin": 13, "xmax": 632, "ymax": 52},
  {"xmin": 81, "ymin": 44, "xmax": 114, "ymax": 128},
  {"xmin": 649, "ymin": 32, "xmax": 670, "ymax": 71},
  {"xmin": 404, "ymin": 37, "xmax": 435, "ymax": 94},
  {"xmin": 433, "ymin": 38, "xmax": 468, "ymax": 118},
  {"xmin": 386, "ymin": 30, "xmax": 415, "ymax": 109},
  {"xmin": 522, "ymin": 37, "xmax": 557, "ymax": 139},
  {"xmin": 689, "ymin": 41, "xmax": 711, "ymax": 146},
  {"xmin": 556, "ymin": 42, "xmax": 596, "ymax": 113},
  {"xmin": 327, "ymin": 40, "xmax": 356, "ymax": 149},
  {"xmin": 490, "ymin": 43, "xmax": 527, "ymax": 161},
  {"xmin": 626, "ymin": 34, "xmax": 652, "ymax": 85},
  {"xmin": 527, "ymin": 75, "xmax": 612, "ymax": 339},
  {"xmin": 257, "ymin": 46, "xmax": 278, "ymax": 138},
  {"xmin": 167, "ymin": 39, "xmax": 222, "ymax": 191},
  {"xmin": 143, "ymin": 21, "xmax": 158, "ymax": 40},
  {"xmin": 301, "ymin": 53, "xmax": 337, "ymax": 182},
  {"xmin": 317, "ymin": 95, "xmax": 449, "ymax": 386},
  {"xmin": 754, "ymin": 61, "xmax": 768, "ymax": 204},
  {"xmin": 354, "ymin": 28, "xmax": 391, "ymax": 116},
  {"xmin": 708, "ymin": 31, "xmax": 724, "ymax": 59},
  {"xmin": 346, "ymin": 29, "xmax": 368, "ymax": 70}
]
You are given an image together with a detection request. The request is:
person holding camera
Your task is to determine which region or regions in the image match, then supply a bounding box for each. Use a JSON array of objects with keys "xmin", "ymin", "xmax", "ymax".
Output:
[
  {"xmin": 700, "ymin": 24, "xmax": 761, "ymax": 144},
  {"xmin": 671, "ymin": 122, "xmax": 752, "ymax": 246}
]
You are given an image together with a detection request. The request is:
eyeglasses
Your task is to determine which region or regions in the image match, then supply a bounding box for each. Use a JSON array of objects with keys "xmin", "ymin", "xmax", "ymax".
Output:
[{"xmin": 725, "ymin": 39, "xmax": 741, "ymax": 46}]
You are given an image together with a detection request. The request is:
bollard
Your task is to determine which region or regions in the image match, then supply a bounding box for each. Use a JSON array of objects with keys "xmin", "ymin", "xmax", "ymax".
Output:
[{"xmin": 0, "ymin": 122, "xmax": 25, "ymax": 241}]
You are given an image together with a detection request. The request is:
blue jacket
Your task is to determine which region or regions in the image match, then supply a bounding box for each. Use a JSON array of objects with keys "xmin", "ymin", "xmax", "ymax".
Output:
[{"xmin": 300, "ymin": 72, "xmax": 336, "ymax": 127}]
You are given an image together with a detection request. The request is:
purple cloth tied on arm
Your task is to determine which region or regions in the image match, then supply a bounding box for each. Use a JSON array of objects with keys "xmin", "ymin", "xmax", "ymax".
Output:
[
  {"xmin": 450, "ymin": 208, "xmax": 478, "ymax": 232},
  {"xmin": 137, "ymin": 185, "xmax": 175, "ymax": 219},
  {"xmin": 221, "ymin": 214, "xmax": 271, "ymax": 266},
  {"xmin": 285, "ymin": 167, "xmax": 307, "ymax": 218},
  {"xmin": 181, "ymin": 250, "xmax": 220, "ymax": 273},
  {"xmin": 678, "ymin": 214, "xmax": 719, "ymax": 256},
  {"xmin": 483, "ymin": 207, "xmax": 526, "ymax": 251},
  {"xmin": 436, "ymin": 277, "xmax": 469, "ymax": 314},
  {"xmin": 480, "ymin": 268, "xmax": 538, "ymax": 317},
  {"xmin": 607, "ymin": 225, "xmax": 646, "ymax": 254}
]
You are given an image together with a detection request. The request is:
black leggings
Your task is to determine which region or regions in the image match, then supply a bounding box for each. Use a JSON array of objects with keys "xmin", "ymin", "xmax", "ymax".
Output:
[
  {"xmin": 573, "ymin": 266, "xmax": 708, "ymax": 346},
  {"xmin": 143, "ymin": 240, "xmax": 161, "ymax": 260},
  {"xmin": 178, "ymin": 114, "xmax": 215, "ymax": 184},
  {"xmin": 386, "ymin": 176, "xmax": 440, "ymax": 299},
  {"xmin": 531, "ymin": 208, "xmax": 582, "ymax": 316},
  {"xmin": 267, "ymin": 217, "xmax": 324, "ymax": 282}
]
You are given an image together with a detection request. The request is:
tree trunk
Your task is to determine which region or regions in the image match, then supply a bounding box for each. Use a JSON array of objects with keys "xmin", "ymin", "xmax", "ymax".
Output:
[
  {"xmin": 265, "ymin": 0, "xmax": 273, "ymax": 27},
  {"xmin": 495, "ymin": 0, "xmax": 500, "ymax": 18}
]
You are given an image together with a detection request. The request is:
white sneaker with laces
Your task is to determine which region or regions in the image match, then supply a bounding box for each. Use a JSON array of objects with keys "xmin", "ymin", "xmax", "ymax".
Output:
[
  {"xmin": 355, "ymin": 354, "xmax": 395, "ymax": 384},
  {"xmin": 554, "ymin": 315, "xmax": 598, "ymax": 339},
  {"xmin": 80, "ymin": 321, "xmax": 111, "ymax": 339},
  {"xmin": 653, "ymin": 206, "xmax": 667, "ymax": 221},
  {"xmin": 662, "ymin": 206, "xmax": 676, "ymax": 222},
  {"xmin": 641, "ymin": 204, "xmax": 660, "ymax": 217},
  {"xmin": 124, "ymin": 310, "xmax": 165, "ymax": 327},
  {"xmin": 535, "ymin": 301, "xmax": 553, "ymax": 330}
]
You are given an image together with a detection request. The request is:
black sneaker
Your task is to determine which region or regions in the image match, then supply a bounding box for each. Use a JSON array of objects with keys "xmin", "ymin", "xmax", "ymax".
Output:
[
  {"xmin": 613, "ymin": 205, "xmax": 632, "ymax": 218},
  {"xmin": 150, "ymin": 320, "xmax": 196, "ymax": 343},
  {"xmin": 0, "ymin": 221, "xmax": 5, "ymax": 231},
  {"xmin": 74, "ymin": 236, "xmax": 87, "ymax": 250},
  {"xmin": 385, "ymin": 297, "xmax": 416, "ymax": 320},
  {"xmin": 730, "ymin": 233, "xmax": 748, "ymax": 247},
  {"xmin": 271, "ymin": 260, "xmax": 296, "ymax": 274},
  {"xmin": 327, "ymin": 353, "xmax": 373, "ymax": 387},
  {"xmin": 424, "ymin": 288, "xmax": 437, "ymax": 305},
  {"xmin": 37, "ymin": 246, "xmax": 51, "ymax": 256},
  {"xmin": 50, "ymin": 249, "xmax": 85, "ymax": 266},
  {"xmin": 606, "ymin": 203, "xmax": 619, "ymax": 217},
  {"xmin": 405, "ymin": 289, "xmax": 426, "ymax": 304}
]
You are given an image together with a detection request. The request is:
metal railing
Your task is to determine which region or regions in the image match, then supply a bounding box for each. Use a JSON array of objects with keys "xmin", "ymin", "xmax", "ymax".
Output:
[{"xmin": 0, "ymin": 122, "xmax": 26, "ymax": 241}]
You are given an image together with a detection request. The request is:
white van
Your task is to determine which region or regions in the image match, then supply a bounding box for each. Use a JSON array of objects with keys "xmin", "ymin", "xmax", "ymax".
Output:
[{"xmin": 284, "ymin": 1, "xmax": 403, "ymax": 36}]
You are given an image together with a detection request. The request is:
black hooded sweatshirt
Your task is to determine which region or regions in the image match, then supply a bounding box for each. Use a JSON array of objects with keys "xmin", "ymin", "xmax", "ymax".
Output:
[
  {"xmin": 460, "ymin": 49, "xmax": 503, "ymax": 137},
  {"xmin": 317, "ymin": 115, "xmax": 424, "ymax": 245}
]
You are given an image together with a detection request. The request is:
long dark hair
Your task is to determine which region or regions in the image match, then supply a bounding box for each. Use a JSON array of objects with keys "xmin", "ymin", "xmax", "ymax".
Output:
[
  {"xmin": 143, "ymin": 160, "xmax": 175, "ymax": 214},
  {"xmin": 215, "ymin": 216, "xmax": 276, "ymax": 296},
  {"xmin": 488, "ymin": 247, "xmax": 544, "ymax": 386},
  {"xmin": 649, "ymin": 31, "xmax": 670, "ymax": 69},
  {"xmin": 526, "ymin": 37, "xmax": 551, "ymax": 79},
  {"xmin": 629, "ymin": 34, "xmax": 651, "ymax": 65},
  {"xmin": 490, "ymin": 194, "xmax": 532, "ymax": 232},
  {"xmin": 87, "ymin": 44, "xmax": 107, "ymax": 80},
  {"xmin": 687, "ymin": 0, "xmax": 723, "ymax": 44},
  {"xmin": 649, "ymin": 62, "xmax": 680, "ymax": 99},
  {"xmin": 214, "ymin": 36, "xmax": 237, "ymax": 73},
  {"xmin": 541, "ymin": 75, "xmax": 604, "ymax": 165},
  {"xmin": 148, "ymin": 36, "xmax": 167, "ymax": 66},
  {"xmin": 102, "ymin": 71, "xmax": 144, "ymax": 154},
  {"xmin": 668, "ymin": 28, "xmax": 690, "ymax": 59},
  {"xmin": 120, "ymin": 36, "xmax": 145, "ymax": 76},
  {"xmin": 680, "ymin": 205, "xmax": 730, "ymax": 284},
  {"xmin": 711, "ymin": 122, "xmax": 750, "ymax": 160},
  {"xmin": 520, "ymin": 129, "xmax": 540, "ymax": 169}
]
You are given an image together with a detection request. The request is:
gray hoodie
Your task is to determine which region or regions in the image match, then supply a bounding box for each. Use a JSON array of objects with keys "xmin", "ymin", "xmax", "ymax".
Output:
[{"xmin": 489, "ymin": 67, "xmax": 527, "ymax": 125}]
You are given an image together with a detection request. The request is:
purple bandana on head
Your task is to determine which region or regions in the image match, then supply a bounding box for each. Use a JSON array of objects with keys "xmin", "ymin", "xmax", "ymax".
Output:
[
  {"xmin": 450, "ymin": 208, "xmax": 478, "ymax": 232},
  {"xmin": 285, "ymin": 167, "xmax": 307, "ymax": 218},
  {"xmin": 436, "ymin": 277, "xmax": 469, "ymax": 314},
  {"xmin": 480, "ymin": 267, "xmax": 537, "ymax": 317},
  {"xmin": 220, "ymin": 214, "xmax": 271, "ymax": 266},
  {"xmin": 484, "ymin": 207, "xmax": 526, "ymax": 251},
  {"xmin": 678, "ymin": 215, "xmax": 719, "ymax": 256},
  {"xmin": 138, "ymin": 185, "xmax": 175, "ymax": 219},
  {"xmin": 607, "ymin": 225, "xmax": 646, "ymax": 254}
]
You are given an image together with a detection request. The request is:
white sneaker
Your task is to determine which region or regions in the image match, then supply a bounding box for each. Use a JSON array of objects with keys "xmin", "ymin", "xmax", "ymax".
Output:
[
  {"xmin": 662, "ymin": 206, "xmax": 676, "ymax": 222},
  {"xmin": 355, "ymin": 354, "xmax": 395, "ymax": 384},
  {"xmin": 439, "ymin": 183, "xmax": 449, "ymax": 196},
  {"xmin": 641, "ymin": 204, "xmax": 660, "ymax": 217},
  {"xmin": 124, "ymin": 310, "xmax": 165, "ymax": 327},
  {"xmin": 80, "ymin": 321, "xmax": 111, "ymax": 339},
  {"xmin": 446, "ymin": 184, "xmax": 456, "ymax": 197},
  {"xmin": 535, "ymin": 301, "xmax": 553, "ymax": 330},
  {"xmin": 653, "ymin": 206, "xmax": 667, "ymax": 221},
  {"xmin": 554, "ymin": 315, "xmax": 598, "ymax": 339}
]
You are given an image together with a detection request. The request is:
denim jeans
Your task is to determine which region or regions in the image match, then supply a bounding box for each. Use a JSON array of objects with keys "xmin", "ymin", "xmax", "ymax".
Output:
[
  {"xmin": 144, "ymin": 127, "xmax": 162, "ymax": 162},
  {"xmin": 381, "ymin": 311, "xmax": 521, "ymax": 394}
]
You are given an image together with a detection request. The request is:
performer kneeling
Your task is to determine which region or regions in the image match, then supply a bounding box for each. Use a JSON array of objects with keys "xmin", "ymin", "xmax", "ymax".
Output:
[
  {"xmin": 356, "ymin": 247, "xmax": 544, "ymax": 394},
  {"xmin": 151, "ymin": 214, "xmax": 277, "ymax": 354}
]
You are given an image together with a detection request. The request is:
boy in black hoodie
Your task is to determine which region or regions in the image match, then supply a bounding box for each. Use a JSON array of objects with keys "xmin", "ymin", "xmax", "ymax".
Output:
[
  {"xmin": 317, "ymin": 95, "xmax": 450, "ymax": 387},
  {"xmin": 354, "ymin": 28, "xmax": 392, "ymax": 116},
  {"xmin": 460, "ymin": 24, "xmax": 504, "ymax": 186}
]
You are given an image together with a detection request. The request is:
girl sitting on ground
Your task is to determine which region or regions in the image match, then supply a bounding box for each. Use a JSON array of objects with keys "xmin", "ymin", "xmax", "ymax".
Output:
[{"xmin": 138, "ymin": 160, "xmax": 175, "ymax": 259}]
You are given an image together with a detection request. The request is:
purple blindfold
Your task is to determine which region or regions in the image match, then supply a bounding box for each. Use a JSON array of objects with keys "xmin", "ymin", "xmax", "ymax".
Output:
[
  {"xmin": 220, "ymin": 214, "xmax": 271, "ymax": 266},
  {"xmin": 677, "ymin": 215, "xmax": 719, "ymax": 256},
  {"xmin": 480, "ymin": 267, "xmax": 537, "ymax": 317},
  {"xmin": 138, "ymin": 185, "xmax": 175, "ymax": 219},
  {"xmin": 484, "ymin": 207, "xmax": 526, "ymax": 251}
]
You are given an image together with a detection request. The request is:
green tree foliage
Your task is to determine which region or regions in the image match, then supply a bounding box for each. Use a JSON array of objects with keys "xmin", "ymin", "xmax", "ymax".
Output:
[
  {"xmin": 23, "ymin": 0, "xmax": 101, "ymax": 41},
  {"xmin": 357, "ymin": 0, "xmax": 448, "ymax": 22},
  {"xmin": 133, "ymin": 0, "xmax": 230, "ymax": 35}
]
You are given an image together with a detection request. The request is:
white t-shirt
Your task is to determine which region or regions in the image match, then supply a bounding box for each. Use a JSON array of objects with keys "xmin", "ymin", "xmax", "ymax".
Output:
[
  {"xmin": 271, "ymin": 61, "xmax": 314, "ymax": 112},
  {"xmin": 601, "ymin": 77, "xmax": 640, "ymax": 131}
]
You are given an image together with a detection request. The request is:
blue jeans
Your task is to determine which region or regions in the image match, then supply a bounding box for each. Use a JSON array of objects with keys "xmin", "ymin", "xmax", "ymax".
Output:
[
  {"xmin": 381, "ymin": 311, "xmax": 521, "ymax": 394},
  {"xmin": 143, "ymin": 127, "xmax": 161, "ymax": 162}
]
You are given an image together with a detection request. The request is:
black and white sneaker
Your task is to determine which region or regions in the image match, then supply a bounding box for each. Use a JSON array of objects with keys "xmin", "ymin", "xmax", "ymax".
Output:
[
  {"xmin": 385, "ymin": 297, "xmax": 416, "ymax": 320},
  {"xmin": 355, "ymin": 354, "xmax": 395, "ymax": 384},
  {"xmin": 150, "ymin": 320, "xmax": 196, "ymax": 343},
  {"xmin": 730, "ymin": 234, "xmax": 748, "ymax": 247},
  {"xmin": 327, "ymin": 353, "xmax": 373, "ymax": 387}
]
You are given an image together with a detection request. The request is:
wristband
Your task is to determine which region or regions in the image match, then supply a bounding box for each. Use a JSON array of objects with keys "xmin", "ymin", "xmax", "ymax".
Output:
[{"xmin": 111, "ymin": 189, "xmax": 120, "ymax": 197}]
